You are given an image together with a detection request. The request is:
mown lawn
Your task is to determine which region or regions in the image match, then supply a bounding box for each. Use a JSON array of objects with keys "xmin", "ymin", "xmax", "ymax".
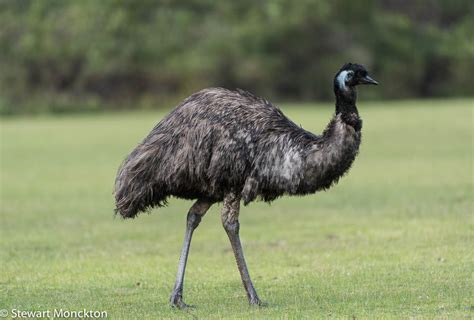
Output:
[{"xmin": 1, "ymin": 99, "xmax": 472, "ymax": 319}]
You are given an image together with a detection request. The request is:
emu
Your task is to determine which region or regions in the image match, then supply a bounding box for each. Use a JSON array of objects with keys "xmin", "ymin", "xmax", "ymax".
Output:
[{"xmin": 114, "ymin": 63, "xmax": 377, "ymax": 308}]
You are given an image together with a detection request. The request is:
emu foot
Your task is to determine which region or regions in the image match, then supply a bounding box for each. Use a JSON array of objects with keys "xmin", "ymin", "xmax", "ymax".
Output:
[
  {"xmin": 169, "ymin": 293, "xmax": 195, "ymax": 309},
  {"xmin": 249, "ymin": 297, "xmax": 267, "ymax": 307}
]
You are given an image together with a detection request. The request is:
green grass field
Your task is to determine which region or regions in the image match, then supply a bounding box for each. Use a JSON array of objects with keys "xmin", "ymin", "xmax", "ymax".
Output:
[{"xmin": 1, "ymin": 99, "xmax": 472, "ymax": 319}]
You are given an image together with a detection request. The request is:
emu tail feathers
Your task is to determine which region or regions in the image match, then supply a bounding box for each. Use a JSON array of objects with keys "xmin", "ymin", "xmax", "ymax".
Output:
[{"xmin": 114, "ymin": 151, "xmax": 167, "ymax": 219}]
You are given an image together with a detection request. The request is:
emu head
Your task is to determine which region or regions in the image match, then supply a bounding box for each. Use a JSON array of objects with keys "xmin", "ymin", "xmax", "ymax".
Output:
[{"xmin": 334, "ymin": 63, "xmax": 378, "ymax": 98}]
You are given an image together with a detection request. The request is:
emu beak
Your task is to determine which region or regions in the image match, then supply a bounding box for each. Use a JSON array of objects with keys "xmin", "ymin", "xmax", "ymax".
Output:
[{"xmin": 360, "ymin": 74, "xmax": 378, "ymax": 85}]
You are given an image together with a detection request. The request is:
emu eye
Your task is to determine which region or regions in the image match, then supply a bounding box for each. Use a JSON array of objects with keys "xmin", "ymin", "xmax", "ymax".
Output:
[{"xmin": 346, "ymin": 71, "xmax": 354, "ymax": 80}]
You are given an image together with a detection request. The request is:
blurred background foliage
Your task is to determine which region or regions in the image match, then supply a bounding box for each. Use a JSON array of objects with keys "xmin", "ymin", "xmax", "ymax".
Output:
[{"xmin": 0, "ymin": 0, "xmax": 473, "ymax": 114}]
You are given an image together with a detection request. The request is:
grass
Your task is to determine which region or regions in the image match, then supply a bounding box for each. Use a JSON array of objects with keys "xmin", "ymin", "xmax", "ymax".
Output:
[{"xmin": 1, "ymin": 99, "xmax": 472, "ymax": 319}]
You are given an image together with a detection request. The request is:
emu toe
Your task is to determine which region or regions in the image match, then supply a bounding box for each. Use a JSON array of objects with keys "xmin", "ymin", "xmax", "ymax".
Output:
[
  {"xmin": 169, "ymin": 294, "xmax": 195, "ymax": 309},
  {"xmin": 249, "ymin": 297, "xmax": 267, "ymax": 307}
]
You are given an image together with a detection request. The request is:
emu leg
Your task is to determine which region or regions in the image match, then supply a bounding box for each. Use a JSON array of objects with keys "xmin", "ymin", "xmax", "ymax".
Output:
[
  {"xmin": 170, "ymin": 199, "xmax": 212, "ymax": 309},
  {"xmin": 221, "ymin": 193, "xmax": 263, "ymax": 306}
]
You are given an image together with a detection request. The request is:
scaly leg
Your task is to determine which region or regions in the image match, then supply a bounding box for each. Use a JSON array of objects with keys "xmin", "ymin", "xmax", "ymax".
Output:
[
  {"xmin": 221, "ymin": 193, "xmax": 263, "ymax": 306},
  {"xmin": 169, "ymin": 199, "xmax": 213, "ymax": 308}
]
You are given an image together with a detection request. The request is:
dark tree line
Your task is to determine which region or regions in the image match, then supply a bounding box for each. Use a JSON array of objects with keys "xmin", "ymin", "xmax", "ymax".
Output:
[{"xmin": 0, "ymin": 0, "xmax": 472, "ymax": 114}]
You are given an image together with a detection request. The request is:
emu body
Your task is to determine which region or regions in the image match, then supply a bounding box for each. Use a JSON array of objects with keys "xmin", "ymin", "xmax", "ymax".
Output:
[
  {"xmin": 115, "ymin": 89, "xmax": 360, "ymax": 217},
  {"xmin": 114, "ymin": 63, "xmax": 377, "ymax": 308}
]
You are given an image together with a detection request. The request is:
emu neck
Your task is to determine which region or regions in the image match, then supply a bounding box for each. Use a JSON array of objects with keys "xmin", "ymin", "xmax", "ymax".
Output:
[
  {"xmin": 298, "ymin": 86, "xmax": 363, "ymax": 193},
  {"xmin": 335, "ymin": 87, "xmax": 361, "ymax": 131},
  {"xmin": 335, "ymin": 87, "xmax": 358, "ymax": 115}
]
